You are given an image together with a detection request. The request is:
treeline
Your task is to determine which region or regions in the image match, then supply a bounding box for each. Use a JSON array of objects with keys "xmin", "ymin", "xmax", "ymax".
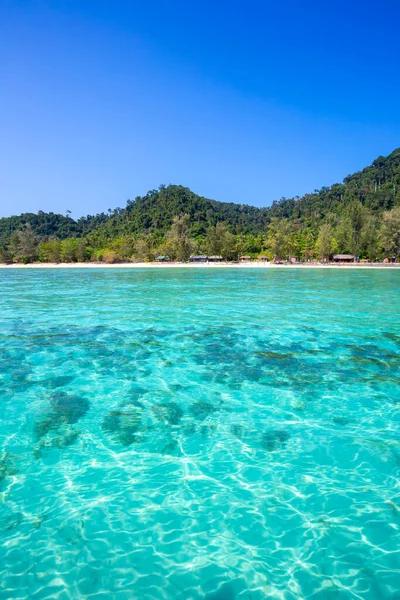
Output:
[
  {"xmin": 0, "ymin": 218, "xmax": 261, "ymax": 263},
  {"xmin": 1, "ymin": 149, "xmax": 400, "ymax": 263},
  {"xmin": 1, "ymin": 205, "xmax": 399, "ymax": 264}
]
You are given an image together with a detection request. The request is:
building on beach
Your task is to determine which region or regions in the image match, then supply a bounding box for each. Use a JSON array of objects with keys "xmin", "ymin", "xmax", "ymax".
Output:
[
  {"xmin": 155, "ymin": 256, "xmax": 170, "ymax": 262},
  {"xmin": 240, "ymin": 256, "xmax": 252, "ymax": 262},
  {"xmin": 332, "ymin": 254, "xmax": 355, "ymax": 263},
  {"xmin": 189, "ymin": 255, "xmax": 208, "ymax": 263}
]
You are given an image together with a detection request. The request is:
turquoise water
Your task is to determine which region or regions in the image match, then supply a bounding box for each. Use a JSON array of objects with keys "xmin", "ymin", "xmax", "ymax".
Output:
[{"xmin": 0, "ymin": 268, "xmax": 399, "ymax": 600}]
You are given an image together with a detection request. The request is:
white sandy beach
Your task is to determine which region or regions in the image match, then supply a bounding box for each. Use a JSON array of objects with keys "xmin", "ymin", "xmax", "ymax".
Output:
[{"xmin": 0, "ymin": 262, "xmax": 399, "ymax": 269}]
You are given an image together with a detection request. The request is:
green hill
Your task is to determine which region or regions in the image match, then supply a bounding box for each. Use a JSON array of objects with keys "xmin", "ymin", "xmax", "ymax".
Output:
[
  {"xmin": 1, "ymin": 148, "xmax": 400, "ymax": 263},
  {"xmin": 267, "ymin": 148, "xmax": 400, "ymax": 221}
]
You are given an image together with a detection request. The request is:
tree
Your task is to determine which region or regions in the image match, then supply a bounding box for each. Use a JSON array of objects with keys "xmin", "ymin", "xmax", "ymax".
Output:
[
  {"xmin": 38, "ymin": 240, "xmax": 61, "ymax": 262},
  {"xmin": 110, "ymin": 237, "xmax": 134, "ymax": 261},
  {"xmin": 133, "ymin": 238, "xmax": 151, "ymax": 261},
  {"xmin": 334, "ymin": 219, "xmax": 353, "ymax": 254},
  {"xmin": 9, "ymin": 225, "xmax": 38, "ymax": 263},
  {"xmin": 102, "ymin": 250, "xmax": 120, "ymax": 263},
  {"xmin": 345, "ymin": 201, "xmax": 366, "ymax": 254},
  {"xmin": 76, "ymin": 239, "xmax": 90, "ymax": 262},
  {"xmin": 244, "ymin": 234, "xmax": 263, "ymax": 255},
  {"xmin": 380, "ymin": 207, "xmax": 400, "ymax": 259},
  {"xmin": 167, "ymin": 214, "xmax": 194, "ymax": 261},
  {"xmin": 0, "ymin": 245, "xmax": 10, "ymax": 263},
  {"xmin": 235, "ymin": 234, "xmax": 247, "ymax": 259},
  {"xmin": 294, "ymin": 229, "xmax": 315, "ymax": 261},
  {"xmin": 133, "ymin": 235, "xmax": 159, "ymax": 261},
  {"xmin": 266, "ymin": 218, "xmax": 295, "ymax": 260},
  {"xmin": 205, "ymin": 223, "xmax": 235, "ymax": 259},
  {"xmin": 60, "ymin": 238, "xmax": 78, "ymax": 262},
  {"xmin": 315, "ymin": 224, "xmax": 337, "ymax": 260},
  {"xmin": 360, "ymin": 215, "xmax": 378, "ymax": 260}
]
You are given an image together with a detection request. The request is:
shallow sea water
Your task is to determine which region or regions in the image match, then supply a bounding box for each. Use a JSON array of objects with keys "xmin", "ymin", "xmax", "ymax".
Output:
[{"xmin": 0, "ymin": 268, "xmax": 399, "ymax": 600}]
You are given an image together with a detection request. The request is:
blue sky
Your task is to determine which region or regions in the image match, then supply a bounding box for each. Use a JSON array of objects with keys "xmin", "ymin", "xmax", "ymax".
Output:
[{"xmin": 1, "ymin": 0, "xmax": 399, "ymax": 218}]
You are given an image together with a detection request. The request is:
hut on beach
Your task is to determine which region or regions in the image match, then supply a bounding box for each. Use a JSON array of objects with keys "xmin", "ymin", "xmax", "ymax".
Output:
[
  {"xmin": 189, "ymin": 255, "xmax": 208, "ymax": 263},
  {"xmin": 155, "ymin": 256, "xmax": 170, "ymax": 262},
  {"xmin": 240, "ymin": 256, "xmax": 252, "ymax": 262},
  {"xmin": 332, "ymin": 254, "xmax": 355, "ymax": 263}
]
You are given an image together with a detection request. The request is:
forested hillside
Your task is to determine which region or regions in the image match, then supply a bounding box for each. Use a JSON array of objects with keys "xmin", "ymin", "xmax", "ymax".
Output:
[
  {"xmin": 267, "ymin": 148, "xmax": 400, "ymax": 220},
  {"xmin": 1, "ymin": 148, "xmax": 400, "ymax": 263}
]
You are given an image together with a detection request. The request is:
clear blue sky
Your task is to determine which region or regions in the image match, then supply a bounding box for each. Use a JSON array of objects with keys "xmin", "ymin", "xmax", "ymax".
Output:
[{"xmin": 1, "ymin": 0, "xmax": 399, "ymax": 218}]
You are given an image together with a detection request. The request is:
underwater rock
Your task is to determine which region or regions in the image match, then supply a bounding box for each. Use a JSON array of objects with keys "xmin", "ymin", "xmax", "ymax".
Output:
[
  {"xmin": 118, "ymin": 428, "xmax": 139, "ymax": 447},
  {"xmin": 256, "ymin": 350, "xmax": 294, "ymax": 360},
  {"xmin": 12, "ymin": 367, "xmax": 32, "ymax": 382},
  {"xmin": 101, "ymin": 411, "xmax": 121, "ymax": 434},
  {"xmin": 54, "ymin": 428, "xmax": 80, "ymax": 447},
  {"xmin": 182, "ymin": 422, "xmax": 196, "ymax": 435},
  {"xmin": 119, "ymin": 410, "xmax": 143, "ymax": 446},
  {"xmin": 170, "ymin": 383, "xmax": 190, "ymax": 392},
  {"xmin": 101, "ymin": 406, "xmax": 142, "ymax": 446},
  {"xmin": 127, "ymin": 386, "xmax": 147, "ymax": 403},
  {"xmin": 123, "ymin": 398, "xmax": 145, "ymax": 411},
  {"xmin": 40, "ymin": 375, "xmax": 75, "ymax": 389},
  {"xmin": 101, "ymin": 410, "xmax": 121, "ymax": 433},
  {"xmin": 33, "ymin": 413, "xmax": 58, "ymax": 439},
  {"xmin": 0, "ymin": 452, "xmax": 19, "ymax": 482},
  {"xmin": 230, "ymin": 424, "xmax": 243, "ymax": 438},
  {"xmin": 34, "ymin": 392, "xmax": 89, "ymax": 440},
  {"xmin": 33, "ymin": 428, "xmax": 80, "ymax": 459},
  {"xmin": 332, "ymin": 415, "xmax": 351, "ymax": 426},
  {"xmin": 190, "ymin": 401, "xmax": 217, "ymax": 421},
  {"xmin": 200, "ymin": 423, "xmax": 217, "ymax": 437},
  {"xmin": 205, "ymin": 582, "xmax": 237, "ymax": 600},
  {"xmin": 261, "ymin": 429, "xmax": 290, "ymax": 451},
  {"xmin": 119, "ymin": 410, "xmax": 141, "ymax": 430},
  {"xmin": 50, "ymin": 391, "xmax": 89, "ymax": 423},
  {"xmin": 161, "ymin": 438, "xmax": 179, "ymax": 455},
  {"xmin": 383, "ymin": 332, "xmax": 400, "ymax": 344},
  {"xmin": 228, "ymin": 382, "xmax": 242, "ymax": 391},
  {"xmin": 152, "ymin": 402, "xmax": 183, "ymax": 425}
]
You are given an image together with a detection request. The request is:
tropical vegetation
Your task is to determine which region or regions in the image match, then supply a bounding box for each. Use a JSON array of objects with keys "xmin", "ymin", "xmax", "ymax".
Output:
[{"xmin": 1, "ymin": 148, "xmax": 400, "ymax": 263}]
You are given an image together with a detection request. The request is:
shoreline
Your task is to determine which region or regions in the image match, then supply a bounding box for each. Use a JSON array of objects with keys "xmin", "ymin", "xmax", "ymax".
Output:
[{"xmin": 0, "ymin": 262, "xmax": 399, "ymax": 270}]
